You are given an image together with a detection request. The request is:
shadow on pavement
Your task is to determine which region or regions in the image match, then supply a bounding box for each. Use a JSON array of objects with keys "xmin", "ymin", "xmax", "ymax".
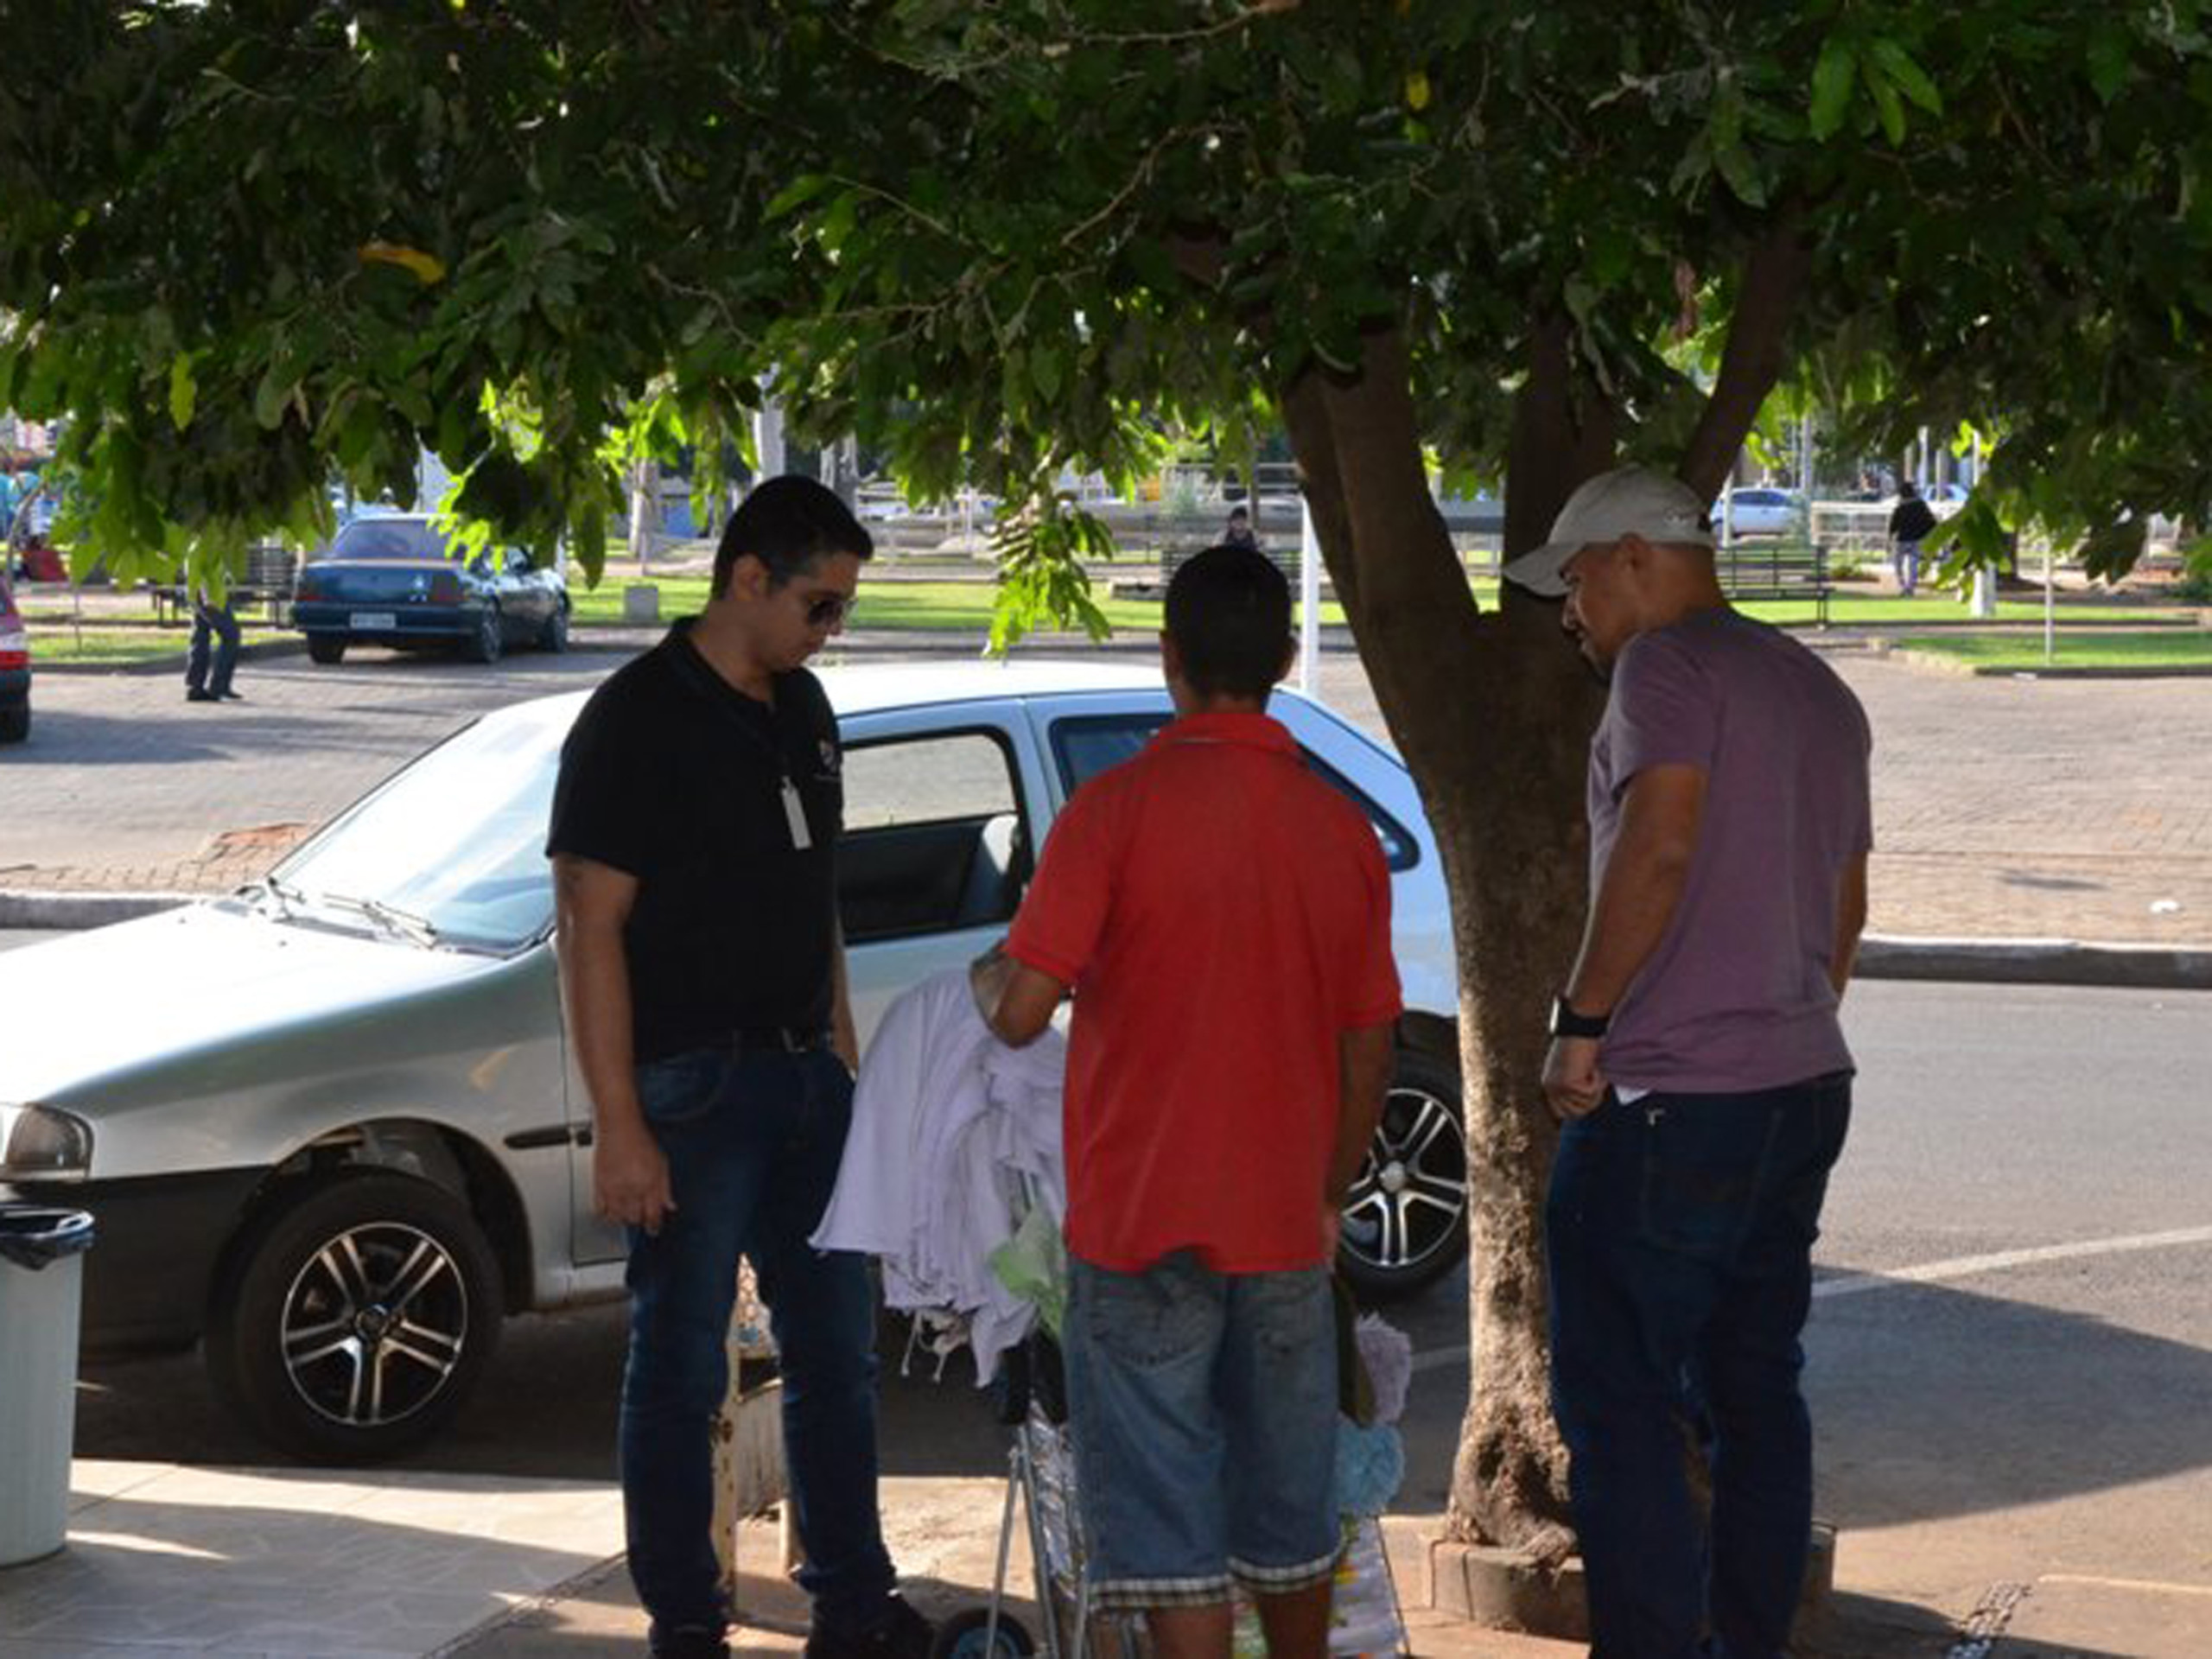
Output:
[{"xmin": 1808, "ymin": 1274, "xmax": 2212, "ymax": 1530}]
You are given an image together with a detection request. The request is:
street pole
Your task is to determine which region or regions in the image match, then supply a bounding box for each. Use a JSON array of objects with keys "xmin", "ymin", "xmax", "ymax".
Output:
[{"xmin": 1299, "ymin": 495, "xmax": 1320, "ymax": 697}]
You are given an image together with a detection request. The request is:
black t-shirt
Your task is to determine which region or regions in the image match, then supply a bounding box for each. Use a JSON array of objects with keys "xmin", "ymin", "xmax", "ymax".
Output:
[
  {"xmin": 545, "ymin": 620, "xmax": 843, "ymax": 1063},
  {"xmin": 1888, "ymin": 498, "xmax": 1938, "ymax": 542}
]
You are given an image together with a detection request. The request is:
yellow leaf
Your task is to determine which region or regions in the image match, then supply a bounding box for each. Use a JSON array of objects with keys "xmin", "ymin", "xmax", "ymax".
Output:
[
  {"xmin": 1406, "ymin": 69, "xmax": 1432, "ymax": 111},
  {"xmin": 358, "ymin": 241, "xmax": 448, "ymax": 285}
]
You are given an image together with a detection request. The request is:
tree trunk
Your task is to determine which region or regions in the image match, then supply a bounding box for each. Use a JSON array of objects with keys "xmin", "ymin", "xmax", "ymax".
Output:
[{"xmin": 1281, "ymin": 327, "xmax": 1601, "ymax": 1553}]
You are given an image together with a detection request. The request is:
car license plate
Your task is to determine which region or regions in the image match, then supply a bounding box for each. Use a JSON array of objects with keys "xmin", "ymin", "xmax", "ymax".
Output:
[{"xmin": 349, "ymin": 611, "xmax": 397, "ymax": 631}]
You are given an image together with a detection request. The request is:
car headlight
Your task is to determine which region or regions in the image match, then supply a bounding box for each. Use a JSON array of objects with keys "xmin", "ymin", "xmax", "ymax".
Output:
[{"xmin": 0, "ymin": 1103, "xmax": 92, "ymax": 1181}]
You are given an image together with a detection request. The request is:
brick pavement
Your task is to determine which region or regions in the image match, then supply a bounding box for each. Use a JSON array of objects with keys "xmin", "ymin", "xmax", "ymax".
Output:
[{"xmin": 3, "ymin": 633, "xmax": 2209, "ymax": 946}]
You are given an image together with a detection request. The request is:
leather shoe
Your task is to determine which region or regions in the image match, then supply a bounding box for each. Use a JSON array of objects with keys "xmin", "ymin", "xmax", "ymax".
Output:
[{"xmin": 185, "ymin": 689, "xmax": 218, "ymax": 702}]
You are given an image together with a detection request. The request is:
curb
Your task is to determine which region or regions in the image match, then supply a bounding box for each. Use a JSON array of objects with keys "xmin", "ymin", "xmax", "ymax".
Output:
[
  {"xmin": 34, "ymin": 637, "xmax": 308, "ymax": 677},
  {"xmin": 0, "ymin": 890, "xmax": 195, "ymax": 929},
  {"xmin": 1854, "ymin": 931, "xmax": 2212, "ymax": 990},
  {"xmin": 5, "ymin": 893, "xmax": 2209, "ymax": 990}
]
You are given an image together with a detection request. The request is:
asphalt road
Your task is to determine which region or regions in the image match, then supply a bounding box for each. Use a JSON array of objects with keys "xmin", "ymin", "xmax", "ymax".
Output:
[{"xmin": 9, "ymin": 936, "xmax": 2202, "ymax": 1618}]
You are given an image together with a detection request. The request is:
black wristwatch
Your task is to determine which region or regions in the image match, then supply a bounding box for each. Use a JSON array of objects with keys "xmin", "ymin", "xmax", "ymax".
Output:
[{"xmin": 1548, "ymin": 995, "xmax": 1611, "ymax": 1040}]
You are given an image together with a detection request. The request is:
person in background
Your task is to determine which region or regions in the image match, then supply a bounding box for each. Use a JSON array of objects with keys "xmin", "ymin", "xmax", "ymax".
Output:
[
  {"xmin": 185, "ymin": 580, "xmax": 243, "ymax": 703},
  {"xmin": 1886, "ymin": 480, "xmax": 1937, "ymax": 597}
]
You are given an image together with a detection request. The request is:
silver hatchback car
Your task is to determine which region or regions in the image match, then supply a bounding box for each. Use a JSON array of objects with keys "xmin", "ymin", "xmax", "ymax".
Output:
[{"xmin": 0, "ymin": 662, "xmax": 1466, "ymax": 1462}]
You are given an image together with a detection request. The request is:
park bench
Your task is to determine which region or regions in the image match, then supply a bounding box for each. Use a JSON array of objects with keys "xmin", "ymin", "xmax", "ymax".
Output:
[
  {"xmin": 151, "ymin": 543, "xmax": 300, "ymax": 626},
  {"xmin": 1714, "ymin": 539, "xmax": 1832, "ymax": 625}
]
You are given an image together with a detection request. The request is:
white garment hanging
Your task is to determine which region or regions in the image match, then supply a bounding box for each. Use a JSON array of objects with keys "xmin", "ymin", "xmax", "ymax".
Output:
[{"xmin": 812, "ymin": 967, "xmax": 1066, "ymax": 1383}]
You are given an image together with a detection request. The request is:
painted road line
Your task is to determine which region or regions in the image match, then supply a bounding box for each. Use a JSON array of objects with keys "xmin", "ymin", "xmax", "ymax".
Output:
[{"xmin": 1405, "ymin": 1223, "xmax": 2212, "ymax": 1375}]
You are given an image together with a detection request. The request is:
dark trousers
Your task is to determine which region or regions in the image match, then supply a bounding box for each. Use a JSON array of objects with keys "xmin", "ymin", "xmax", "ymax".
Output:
[
  {"xmin": 186, "ymin": 599, "xmax": 240, "ymax": 696},
  {"xmin": 1546, "ymin": 1074, "xmax": 1852, "ymax": 1659},
  {"xmin": 620, "ymin": 1045, "xmax": 895, "ymax": 1647}
]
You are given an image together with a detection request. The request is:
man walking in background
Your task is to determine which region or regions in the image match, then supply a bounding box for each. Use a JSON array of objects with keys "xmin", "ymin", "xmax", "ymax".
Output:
[
  {"xmin": 1886, "ymin": 479, "xmax": 1936, "ymax": 597},
  {"xmin": 1505, "ymin": 466, "xmax": 1872, "ymax": 1658}
]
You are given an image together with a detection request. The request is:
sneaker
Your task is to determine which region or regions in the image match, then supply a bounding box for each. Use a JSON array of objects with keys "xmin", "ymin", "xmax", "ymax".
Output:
[
  {"xmin": 216, "ymin": 689, "xmax": 245, "ymax": 701},
  {"xmin": 805, "ymin": 1596, "xmax": 934, "ymax": 1659}
]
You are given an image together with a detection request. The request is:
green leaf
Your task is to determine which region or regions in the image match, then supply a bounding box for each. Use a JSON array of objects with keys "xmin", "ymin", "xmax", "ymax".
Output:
[
  {"xmin": 764, "ymin": 173, "xmax": 830, "ymax": 219},
  {"xmin": 252, "ymin": 362, "xmax": 293, "ymax": 429},
  {"xmin": 1809, "ymin": 36, "xmax": 1857, "ymax": 140},
  {"xmin": 168, "ymin": 353, "xmax": 197, "ymax": 430},
  {"xmin": 1869, "ymin": 40, "xmax": 1942, "ymax": 116},
  {"xmin": 1864, "ymin": 60, "xmax": 1907, "ymax": 145},
  {"xmin": 2086, "ymin": 28, "xmax": 2131, "ymax": 105},
  {"xmin": 1029, "ymin": 347, "xmax": 1065, "ymax": 405},
  {"xmin": 1713, "ymin": 142, "xmax": 1767, "ymax": 208}
]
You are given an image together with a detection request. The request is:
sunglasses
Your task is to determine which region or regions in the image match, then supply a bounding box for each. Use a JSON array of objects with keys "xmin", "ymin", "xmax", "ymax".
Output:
[{"xmin": 804, "ymin": 592, "xmax": 856, "ymax": 628}]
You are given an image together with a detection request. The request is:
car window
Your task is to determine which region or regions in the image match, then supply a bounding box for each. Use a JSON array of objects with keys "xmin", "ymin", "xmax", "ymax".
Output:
[
  {"xmin": 1047, "ymin": 713, "xmax": 1419, "ymax": 873},
  {"xmin": 838, "ymin": 729, "xmax": 1027, "ymax": 940},
  {"xmin": 273, "ymin": 711, "xmax": 564, "ymax": 951},
  {"xmin": 320, "ymin": 520, "xmax": 448, "ymax": 563}
]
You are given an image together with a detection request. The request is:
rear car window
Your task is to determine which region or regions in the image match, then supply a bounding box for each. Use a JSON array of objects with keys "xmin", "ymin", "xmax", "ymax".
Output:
[{"xmin": 1047, "ymin": 713, "xmax": 1419, "ymax": 873}]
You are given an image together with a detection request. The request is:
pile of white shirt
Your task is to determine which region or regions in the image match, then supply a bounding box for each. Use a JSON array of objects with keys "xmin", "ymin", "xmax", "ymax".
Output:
[{"xmin": 811, "ymin": 968, "xmax": 1067, "ymax": 1383}]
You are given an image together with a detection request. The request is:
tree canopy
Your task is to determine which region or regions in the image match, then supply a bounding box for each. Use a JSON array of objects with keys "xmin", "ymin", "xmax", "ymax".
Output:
[{"xmin": 8, "ymin": 0, "xmax": 2210, "ymax": 1557}]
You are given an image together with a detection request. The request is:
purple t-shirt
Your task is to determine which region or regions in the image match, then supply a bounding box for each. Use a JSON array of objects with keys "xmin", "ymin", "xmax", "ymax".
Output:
[{"xmin": 1591, "ymin": 608, "xmax": 1872, "ymax": 1092}]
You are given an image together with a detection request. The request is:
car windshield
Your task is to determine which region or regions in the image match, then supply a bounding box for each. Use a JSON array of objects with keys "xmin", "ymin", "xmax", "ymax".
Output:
[
  {"xmin": 320, "ymin": 519, "xmax": 449, "ymax": 563},
  {"xmin": 270, "ymin": 705, "xmax": 569, "ymax": 952}
]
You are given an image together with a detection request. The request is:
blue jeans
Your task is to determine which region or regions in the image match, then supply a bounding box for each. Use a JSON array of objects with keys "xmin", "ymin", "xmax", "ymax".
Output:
[
  {"xmin": 622, "ymin": 1046, "xmax": 894, "ymax": 1646},
  {"xmin": 1063, "ymin": 1253, "xmax": 1341, "ymax": 1611},
  {"xmin": 187, "ymin": 599, "xmax": 240, "ymax": 696},
  {"xmin": 1546, "ymin": 1074, "xmax": 1852, "ymax": 1659}
]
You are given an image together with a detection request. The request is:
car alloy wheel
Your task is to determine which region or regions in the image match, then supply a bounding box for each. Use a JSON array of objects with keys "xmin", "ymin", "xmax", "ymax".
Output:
[
  {"xmin": 1337, "ymin": 1050, "xmax": 1468, "ymax": 1301},
  {"xmin": 207, "ymin": 1171, "xmax": 502, "ymax": 1462}
]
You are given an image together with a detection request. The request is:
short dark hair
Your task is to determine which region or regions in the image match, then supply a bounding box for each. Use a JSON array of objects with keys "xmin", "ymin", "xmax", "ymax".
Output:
[
  {"xmin": 1227, "ymin": 504, "xmax": 1249, "ymax": 521},
  {"xmin": 1165, "ymin": 543, "xmax": 1292, "ymax": 701},
  {"xmin": 713, "ymin": 475, "xmax": 873, "ymax": 597}
]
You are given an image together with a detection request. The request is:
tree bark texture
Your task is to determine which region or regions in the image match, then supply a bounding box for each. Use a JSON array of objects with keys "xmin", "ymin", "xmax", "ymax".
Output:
[{"xmin": 1282, "ymin": 327, "xmax": 1601, "ymax": 1552}]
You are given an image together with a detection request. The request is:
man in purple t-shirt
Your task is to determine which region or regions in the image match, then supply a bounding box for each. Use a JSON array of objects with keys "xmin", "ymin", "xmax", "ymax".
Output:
[{"xmin": 1505, "ymin": 466, "xmax": 1872, "ymax": 1659}]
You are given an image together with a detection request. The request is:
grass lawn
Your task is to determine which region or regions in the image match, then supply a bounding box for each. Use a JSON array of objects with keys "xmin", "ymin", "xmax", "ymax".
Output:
[
  {"xmin": 1893, "ymin": 630, "xmax": 2212, "ymax": 672},
  {"xmin": 571, "ymin": 575, "xmax": 1362, "ymax": 632},
  {"xmin": 23, "ymin": 623, "xmax": 282, "ymax": 667}
]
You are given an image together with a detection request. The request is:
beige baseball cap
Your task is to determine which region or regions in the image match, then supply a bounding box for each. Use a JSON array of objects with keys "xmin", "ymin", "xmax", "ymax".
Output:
[{"xmin": 1502, "ymin": 466, "xmax": 1715, "ymax": 597}]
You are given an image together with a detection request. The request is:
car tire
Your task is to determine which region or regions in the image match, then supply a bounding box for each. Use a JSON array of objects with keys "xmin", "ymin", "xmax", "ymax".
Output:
[
  {"xmin": 206, "ymin": 1170, "xmax": 504, "ymax": 1464},
  {"xmin": 465, "ymin": 610, "xmax": 503, "ymax": 664},
  {"xmin": 1337, "ymin": 1049, "xmax": 1469, "ymax": 1303},
  {"xmin": 305, "ymin": 634, "xmax": 347, "ymax": 665},
  {"xmin": 537, "ymin": 601, "xmax": 569, "ymax": 654},
  {"xmin": 0, "ymin": 704, "xmax": 27, "ymax": 743}
]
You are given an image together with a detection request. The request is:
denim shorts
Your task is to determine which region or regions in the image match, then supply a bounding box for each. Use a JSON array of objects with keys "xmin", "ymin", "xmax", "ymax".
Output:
[{"xmin": 1062, "ymin": 1251, "xmax": 1342, "ymax": 1611}]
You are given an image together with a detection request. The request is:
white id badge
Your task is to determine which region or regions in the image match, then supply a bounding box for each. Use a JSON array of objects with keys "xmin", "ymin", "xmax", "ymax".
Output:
[{"xmin": 780, "ymin": 778, "xmax": 812, "ymax": 850}]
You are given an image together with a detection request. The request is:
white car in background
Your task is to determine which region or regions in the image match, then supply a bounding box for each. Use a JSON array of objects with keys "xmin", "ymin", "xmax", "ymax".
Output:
[
  {"xmin": 1719, "ymin": 486, "xmax": 1804, "ymax": 538},
  {"xmin": 0, "ymin": 663, "xmax": 1466, "ymax": 1462}
]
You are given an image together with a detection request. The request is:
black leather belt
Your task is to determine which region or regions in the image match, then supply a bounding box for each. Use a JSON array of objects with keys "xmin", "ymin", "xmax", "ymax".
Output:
[{"xmin": 732, "ymin": 1026, "xmax": 829, "ymax": 1053}]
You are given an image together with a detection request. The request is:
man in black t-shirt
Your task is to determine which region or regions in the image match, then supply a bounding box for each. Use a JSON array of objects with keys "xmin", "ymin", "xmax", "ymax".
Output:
[{"xmin": 548, "ymin": 476, "xmax": 927, "ymax": 1659}]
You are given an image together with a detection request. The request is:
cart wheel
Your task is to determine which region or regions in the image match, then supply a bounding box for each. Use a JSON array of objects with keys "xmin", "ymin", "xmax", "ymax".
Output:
[{"xmin": 930, "ymin": 1608, "xmax": 1036, "ymax": 1659}]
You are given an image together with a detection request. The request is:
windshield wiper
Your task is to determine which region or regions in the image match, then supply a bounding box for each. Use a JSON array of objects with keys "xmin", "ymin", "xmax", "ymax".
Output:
[{"xmin": 315, "ymin": 891, "xmax": 442, "ymax": 949}]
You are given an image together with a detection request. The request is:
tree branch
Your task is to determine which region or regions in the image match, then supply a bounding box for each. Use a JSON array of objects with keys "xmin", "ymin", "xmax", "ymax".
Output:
[{"xmin": 1676, "ymin": 213, "xmax": 1811, "ymax": 500}]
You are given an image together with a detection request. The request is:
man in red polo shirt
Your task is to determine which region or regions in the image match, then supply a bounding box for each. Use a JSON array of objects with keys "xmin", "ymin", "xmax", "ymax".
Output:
[{"xmin": 972, "ymin": 544, "xmax": 1400, "ymax": 1659}]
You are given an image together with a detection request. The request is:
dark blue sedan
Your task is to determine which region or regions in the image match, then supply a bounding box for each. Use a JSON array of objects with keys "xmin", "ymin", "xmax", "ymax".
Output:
[{"xmin": 291, "ymin": 514, "xmax": 569, "ymax": 665}]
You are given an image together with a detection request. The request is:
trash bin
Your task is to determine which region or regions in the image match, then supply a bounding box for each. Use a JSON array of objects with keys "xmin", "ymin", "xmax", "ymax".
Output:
[{"xmin": 0, "ymin": 1206, "xmax": 95, "ymax": 1567}]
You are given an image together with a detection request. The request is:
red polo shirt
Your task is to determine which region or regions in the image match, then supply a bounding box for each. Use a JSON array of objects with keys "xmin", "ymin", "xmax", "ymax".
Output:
[{"xmin": 1007, "ymin": 710, "xmax": 1402, "ymax": 1272}]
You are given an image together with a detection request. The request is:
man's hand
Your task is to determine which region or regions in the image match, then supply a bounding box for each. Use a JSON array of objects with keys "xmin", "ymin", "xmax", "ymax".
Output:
[
  {"xmin": 1542, "ymin": 1035, "xmax": 1609, "ymax": 1121},
  {"xmin": 594, "ymin": 1120, "xmax": 676, "ymax": 1235}
]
